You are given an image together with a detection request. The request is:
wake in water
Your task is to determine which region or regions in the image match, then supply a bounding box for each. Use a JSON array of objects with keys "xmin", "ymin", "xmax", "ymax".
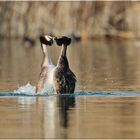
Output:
[
  {"xmin": 7, "ymin": 81, "xmax": 140, "ymax": 97},
  {"xmin": 0, "ymin": 79, "xmax": 139, "ymax": 97}
]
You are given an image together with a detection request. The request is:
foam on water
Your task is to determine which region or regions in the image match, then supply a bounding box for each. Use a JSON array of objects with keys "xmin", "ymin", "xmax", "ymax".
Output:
[
  {"xmin": 14, "ymin": 82, "xmax": 36, "ymax": 94},
  {"xmin": 13, "ymin": 82, "xmax": 55, "ymax": 96}
]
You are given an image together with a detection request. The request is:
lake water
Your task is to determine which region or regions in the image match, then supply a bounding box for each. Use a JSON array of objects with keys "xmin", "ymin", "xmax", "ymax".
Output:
[{"xmin": 0, "ymin": 38, "xmax": 140, "ymax": 138}]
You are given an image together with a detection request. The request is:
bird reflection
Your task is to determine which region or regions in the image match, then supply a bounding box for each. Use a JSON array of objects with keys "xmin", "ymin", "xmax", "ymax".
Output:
[{"xmin": 58, "ymin": 95, "xmax": 75, "ymax": 128}]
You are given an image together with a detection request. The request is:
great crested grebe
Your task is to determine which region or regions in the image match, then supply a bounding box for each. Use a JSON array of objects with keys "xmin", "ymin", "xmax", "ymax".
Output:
[
  {"xmin": 36, "ymin": 35, "xmax": 55, "ymax": 93},
  {"xmin": 53, "ymin": 36, "xmax": 76, "ymax": 94},
  {"xmin": 36, "ymin": 35, "xmax": 76, "ymax": 94}
]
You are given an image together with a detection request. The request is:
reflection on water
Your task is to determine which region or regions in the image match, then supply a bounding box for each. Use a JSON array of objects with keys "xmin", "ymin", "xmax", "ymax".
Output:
[
  {"xmin": 1, "ymin": 38, "xmax": 140, "ymax": 138},
  {"xmin": 0, "ymin": 95, "xmax": 140, "ymax": 138},
  {"xmin": 58, "ymin": 96, "xmax": 75, "ymax": 128}
]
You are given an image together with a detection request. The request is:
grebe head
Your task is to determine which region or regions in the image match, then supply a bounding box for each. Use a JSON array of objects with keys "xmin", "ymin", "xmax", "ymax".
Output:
[
  {"xmin": 40, "ymin": 35, "xmax": 55, "ymax": 55},
  {"xmin": 55, "ymin": 36, "xmax": 71, "ymax": 46},
  {"xmin": 40, "ymin": 35, "xmax": 54, "ymax": 46}
]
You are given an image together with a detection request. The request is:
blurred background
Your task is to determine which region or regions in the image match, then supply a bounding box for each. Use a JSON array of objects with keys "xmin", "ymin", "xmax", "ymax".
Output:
[{"xmin": 0, "ymin": 1, "xmax": 140, "ymax": 40}]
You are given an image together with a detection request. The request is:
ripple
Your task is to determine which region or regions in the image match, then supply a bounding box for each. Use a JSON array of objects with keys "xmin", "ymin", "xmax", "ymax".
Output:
[{"xmin": 0, "ymin": 91, "xmax": 140, "ymax": 97}]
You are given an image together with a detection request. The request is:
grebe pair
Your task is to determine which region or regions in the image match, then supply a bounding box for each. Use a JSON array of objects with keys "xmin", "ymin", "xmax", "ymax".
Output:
[{"xmin": 36, "ymin": 35, "xmax": 76, "ymax": 94}]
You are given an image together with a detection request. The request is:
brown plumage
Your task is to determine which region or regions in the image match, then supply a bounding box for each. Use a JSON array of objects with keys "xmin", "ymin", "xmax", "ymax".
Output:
[
  {"xmin": 53, "ymin": 36, "xmax": 76, "ymax": 94},
  {"xmin": 36, "ymin": 66, "xmax": 48, "ymax": 93}
]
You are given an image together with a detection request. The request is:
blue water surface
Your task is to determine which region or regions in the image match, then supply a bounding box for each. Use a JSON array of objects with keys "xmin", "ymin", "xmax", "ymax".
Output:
[{"xmin": 0, "ymin": 91, "xmax": 140, "ymax": 97}]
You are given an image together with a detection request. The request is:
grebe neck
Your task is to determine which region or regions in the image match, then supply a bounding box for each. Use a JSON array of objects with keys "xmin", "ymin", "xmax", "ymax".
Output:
[
  {"xmin": 61, "ymin": 44, "xmax": 67, "ymax": 57},
  {"xmin": 41, "ymin": 44, "xmax": 52, "ymax": 67},
  {"xmin": 57, "ymin": 44, "xmax": 69, "ymax": 70}
]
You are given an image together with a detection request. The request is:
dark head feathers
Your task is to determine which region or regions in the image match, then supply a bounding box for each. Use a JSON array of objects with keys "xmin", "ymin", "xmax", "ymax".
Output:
[
  {"xmin": 40, "ymin": 36, "xmax": 53, "ymax": 46},
  {"xmin": 55, "ymin": 36, "xmax": 71, "ymax": 46},
  {"xmin": 40, "ymin": 35, "xmax": 71, "ymax": 46}
]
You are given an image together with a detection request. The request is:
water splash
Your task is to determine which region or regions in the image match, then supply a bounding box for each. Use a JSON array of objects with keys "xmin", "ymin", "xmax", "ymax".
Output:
[
  {"xmin": 13, "ymin": 80, "xmax": 56, "ymax": 96},
  {"xmin": 2, "ymin": 81, "xmax": 140, "ymax": 97},
  {"xmin": 14, "ymin": 82, "xmax": 36, "ymax": 95}
]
